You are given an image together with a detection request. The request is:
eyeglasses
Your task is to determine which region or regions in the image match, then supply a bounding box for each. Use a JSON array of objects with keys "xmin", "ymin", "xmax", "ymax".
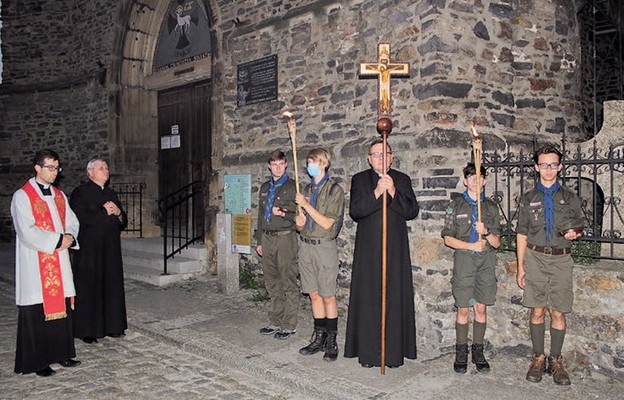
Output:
[
  {"xmin": 538, "ymin": 162, "xmax": 560, "ymax": 170},
  {"xmin": 41, "ymin": 165, "xmax": 62, "ymax": 172},
  {"xmin": 369, "ymin": 152, "xmax": 392, "ymax": 158}
]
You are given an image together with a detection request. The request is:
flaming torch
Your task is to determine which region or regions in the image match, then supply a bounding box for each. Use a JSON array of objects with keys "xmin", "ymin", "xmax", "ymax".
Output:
[{"xmin": 470, "ymin": 125, "xmax": 483, "ymax": 238}]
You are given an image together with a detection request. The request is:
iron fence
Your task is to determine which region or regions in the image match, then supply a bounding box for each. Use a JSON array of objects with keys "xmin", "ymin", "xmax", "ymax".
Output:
[
  {"xmin": 111, "ymin": 182, "xmax": 146, "ymax": 238},
  {"xmin": 482, "ymin": 137, "xmax": 624, "ymax": 262}
]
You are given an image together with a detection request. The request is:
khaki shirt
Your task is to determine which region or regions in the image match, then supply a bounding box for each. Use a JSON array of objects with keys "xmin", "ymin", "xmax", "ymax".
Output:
[
  {"xmin": 441, "ymin": 195, "xmax": 501, "ymax": 252},
  {"xmin": 255, "ymin": 178, "xmax": 296, "ymax": 243},
  {"xmin": 516, "ymin": 184, "xmax": 583, "ymax": 248},
  {"xmin": 300, "ymin": 178, "xmax": 345, "ymax": 240}
]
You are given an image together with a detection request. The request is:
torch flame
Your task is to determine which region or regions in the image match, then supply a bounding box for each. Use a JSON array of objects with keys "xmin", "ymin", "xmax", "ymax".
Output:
[
  {"xmin": 470, "ymin": 125, "xmax": 480, "ymax": 139},
  {"xmin": 282, "ymin": 111, "xmax": 294, "ymax": 118}
]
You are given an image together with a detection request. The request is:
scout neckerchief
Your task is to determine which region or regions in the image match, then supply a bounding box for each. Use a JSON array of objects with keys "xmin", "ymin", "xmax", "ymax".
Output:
[
  {"xmin": 463, "ymin": 190, "xmax": 485, "ymax": 244},
  {"xmin": 264, "ymin": 174, "xmax": 289, "ymax": 222},
  {"xmin": 305, "ymin": 173, "xmax": 329, "ymax": 232},
  {"xmin": 22, "ymin": 181, "xmax": 70, "ymax": 321},
  {"xmin": 537, "ymin": 181, "xmax": 560, "ymax": 246}
]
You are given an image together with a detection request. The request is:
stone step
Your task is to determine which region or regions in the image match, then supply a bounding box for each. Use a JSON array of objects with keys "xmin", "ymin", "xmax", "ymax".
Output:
[
  {"xmin": 123, "ymin": 264, "xmax": 198, "ymax": 286},
  {"xmin": 123, "ymin": 249, "xmax": 202, "ymax": 274},
  {"xmin": 122, "ymin": 237, "xmax": 207, "ymax": 260},
  {"xmin": 121, "ymin": 237, "xmax": 207, "ymax": 287}
]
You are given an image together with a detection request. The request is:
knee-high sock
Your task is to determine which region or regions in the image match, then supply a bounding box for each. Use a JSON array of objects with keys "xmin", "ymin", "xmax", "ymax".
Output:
[
  {"xmin": 473, "ymin": 321, "xmax": 487, "ymax": 345},
  {"xmin": 456, "ymin": 322, "xmax": 469, "ymax": 345},
  {"xmin": 530, "ymin": 322, "xmax": 546, "ymax": 355},
  {"xmin": 550, "ymin": 327, "xmax": 566, "ymax": 357}
]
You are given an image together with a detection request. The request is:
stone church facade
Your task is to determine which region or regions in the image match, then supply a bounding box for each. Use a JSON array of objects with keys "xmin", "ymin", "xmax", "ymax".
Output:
[{"xmin": 2, "ymin": 1, "xmax": 623, "ymax": 373}]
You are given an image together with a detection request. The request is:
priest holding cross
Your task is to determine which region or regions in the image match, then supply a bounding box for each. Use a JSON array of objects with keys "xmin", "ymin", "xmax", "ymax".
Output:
[{"xmin": 344, "ymin": 44, "xmax": 419, "ymax": 372}]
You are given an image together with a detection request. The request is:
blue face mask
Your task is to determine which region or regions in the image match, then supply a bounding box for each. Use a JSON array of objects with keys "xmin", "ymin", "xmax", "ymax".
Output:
[{"xmin": 307, "ymin": 163, "xmax": 321, "ymax": 178}]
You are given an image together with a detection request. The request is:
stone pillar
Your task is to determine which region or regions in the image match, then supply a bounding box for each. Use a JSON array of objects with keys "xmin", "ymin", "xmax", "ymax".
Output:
[
  {"xmin": 216, "ymin": 213, "xmax": 239, "ymax": 294},
  {"xmin": 580, "ymin": 100, "xmax": 624, "ymax": 258}
]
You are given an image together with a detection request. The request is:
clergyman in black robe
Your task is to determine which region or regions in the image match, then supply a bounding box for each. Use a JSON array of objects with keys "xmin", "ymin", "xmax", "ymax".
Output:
[
  {"xmin": 344, "ymin": 139, "xmax": 420, "ymax": 368},
  {"xmin": 70, "ymin": 158, "xmax": 128, "ymax": 343}
]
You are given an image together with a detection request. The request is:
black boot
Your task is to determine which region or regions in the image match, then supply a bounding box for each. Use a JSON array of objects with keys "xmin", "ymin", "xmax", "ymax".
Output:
[
  {"xmin": 471, "ymin": 343, "xmax": 491, "ymax": 372},
  {"xmin": 323, "ymin": 331, "xmax": 338, "ymax": 362},
  {"xmin": 299, "ymin": 327, "xmax": 327, "ymax": 355},
  {"xmin": 454, "ymin": 344, "xmax": 468, "ymax": 373}
]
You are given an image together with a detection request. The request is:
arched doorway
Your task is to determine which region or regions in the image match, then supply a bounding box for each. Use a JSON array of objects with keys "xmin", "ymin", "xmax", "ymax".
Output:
[{"xmin": 111, "ymin": 0, "xmax": 217, "ymax": 240}]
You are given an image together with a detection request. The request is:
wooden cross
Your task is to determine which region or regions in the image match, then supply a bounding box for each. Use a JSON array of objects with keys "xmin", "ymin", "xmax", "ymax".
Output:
[{"xmin": 359, "ymin": 43, "xmax": 410, "ymax": 116}]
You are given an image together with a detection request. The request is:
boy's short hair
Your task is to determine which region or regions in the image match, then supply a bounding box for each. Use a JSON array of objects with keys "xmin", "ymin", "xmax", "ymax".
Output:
[
  {"xmin": 268, "ymin": 150, "xmax": 287, "ymax": 163},
  {"xmin": 533, "ymin": 145, "xmax": 563, "ymax": 164},
  {"xmin": 306, "ymin": 148, "xmax": 331, "ymax": 169},
  {"xmin": 463, "ymin": 162, "xmax": 487, "ymax": 178}
]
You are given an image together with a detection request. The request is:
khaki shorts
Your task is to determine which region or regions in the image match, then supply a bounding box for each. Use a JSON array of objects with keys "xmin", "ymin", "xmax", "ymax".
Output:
[
  {"xmin": 298, "ymin": 239, "xmax": 339, "ymax": 298},
  {"xmin": 522, "ymin": 250, "xmax": 574, "ymax": 313},
  {"xmin": 451, "ymin": 250, "xmax": 497, "ymax": 308}
]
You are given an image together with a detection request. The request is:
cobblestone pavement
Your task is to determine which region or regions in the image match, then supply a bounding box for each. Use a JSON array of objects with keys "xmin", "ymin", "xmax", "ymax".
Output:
[
  {"xmin": 0, "ymin": 280, "xmax": 303, "ymax": 400},
  {"xmin": 1, "ymin": 242, "xmax": 623, "ymax": 399}
]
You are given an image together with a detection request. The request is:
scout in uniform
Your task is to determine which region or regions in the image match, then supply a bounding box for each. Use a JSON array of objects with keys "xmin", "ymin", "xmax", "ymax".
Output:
[
  {"xmin": 256, "ymin": 150, "xmax": 299, "ymax": 340},
  {"xmin": 442, "ymin": 163, "xmax": 500, "ymax": 373},
  {"xmin": 516, "ymin": 145, "xmax": 584, "ymax": 385},
  {"xmin": 295, "ymin": 148, "xmax": 345, "ymax": 362}
]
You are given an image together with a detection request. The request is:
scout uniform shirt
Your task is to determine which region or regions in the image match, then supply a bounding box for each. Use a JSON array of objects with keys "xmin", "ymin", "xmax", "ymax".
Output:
[
  {"xmin": 441, "ymin": 194, "xmax": 501, "ymax": 251},
  {"xmin": 517, "ymin": 184, "xmax": 583, "ymax": 249},
  {"xmin": 255, "ymin": 178, "xmax": 297, "ymax": 243},
  {"xmin": 300, "ymin": 178, "xmax": 344, "ymax": 240}
]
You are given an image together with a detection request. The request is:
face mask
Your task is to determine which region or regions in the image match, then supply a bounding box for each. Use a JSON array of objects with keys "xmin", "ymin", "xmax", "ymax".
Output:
[{"xmin": 307, "ymin": 163, "xmax": 321, "ymax": 178}]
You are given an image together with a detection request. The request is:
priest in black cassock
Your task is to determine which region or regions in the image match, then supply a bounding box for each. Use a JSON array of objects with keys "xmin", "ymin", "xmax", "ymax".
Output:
[
  {"xmin": 70, "ymin": 158, "xmax": 128, "ymax": 343},
  {"xmin": 344, "ymin": 139, "xmax": 420, "ymax": 368}
]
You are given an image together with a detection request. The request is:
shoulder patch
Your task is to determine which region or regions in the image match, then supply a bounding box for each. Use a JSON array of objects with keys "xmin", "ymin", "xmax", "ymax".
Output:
[{"xmin": 446, "ymin": 206, "xmax": 454, "ymax": 214}]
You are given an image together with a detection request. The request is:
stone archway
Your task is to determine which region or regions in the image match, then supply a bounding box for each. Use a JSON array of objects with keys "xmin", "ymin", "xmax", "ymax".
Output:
[{"xmin": 109, "ymin": 0, "xmax": 220, "ymax": 239}]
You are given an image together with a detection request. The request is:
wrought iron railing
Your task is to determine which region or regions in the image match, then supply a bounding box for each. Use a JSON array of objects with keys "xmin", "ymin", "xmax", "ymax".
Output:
[
  {"xmin": 110, "ymin": 181, "xmax": 146, "ymax": 238},
  {"xmin": 481, "ymin": 136, "xmax": 624, "ymax": 262},
  {"xmin": 158, "ymin": 181, "xmax": 204, "ymax": 275}
]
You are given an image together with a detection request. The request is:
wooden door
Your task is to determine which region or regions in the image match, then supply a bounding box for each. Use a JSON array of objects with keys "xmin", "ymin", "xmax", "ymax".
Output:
[{"xmin": 158, "ymin": 81, "xmax": 211, "ymax": 200}]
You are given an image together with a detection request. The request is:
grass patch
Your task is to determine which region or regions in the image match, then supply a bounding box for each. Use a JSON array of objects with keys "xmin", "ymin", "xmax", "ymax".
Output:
[{"xmin": 240, "ymin": 265, "xmax": 270, "ymax": 302}]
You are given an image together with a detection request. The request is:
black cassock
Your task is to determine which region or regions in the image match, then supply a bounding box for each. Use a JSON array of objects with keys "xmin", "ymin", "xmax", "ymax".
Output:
[
  {"xmin": 344, "ymin": 168, "xmax": 420, "ymax": 367},
  {"xmin": 70, "ymin": 180, "xmax": 128, "ymax": 339}
]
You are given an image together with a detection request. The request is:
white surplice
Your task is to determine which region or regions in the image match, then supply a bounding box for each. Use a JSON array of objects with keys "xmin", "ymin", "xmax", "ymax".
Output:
[{"xmin": 10, "ymin": 178, "xmax": 80, "ymax": 306}]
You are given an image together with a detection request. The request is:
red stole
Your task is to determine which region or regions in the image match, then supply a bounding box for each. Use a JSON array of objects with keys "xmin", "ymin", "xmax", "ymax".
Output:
[{"xmin": 22, "ymin": 182, "xmax": 70, "ymax": 321}]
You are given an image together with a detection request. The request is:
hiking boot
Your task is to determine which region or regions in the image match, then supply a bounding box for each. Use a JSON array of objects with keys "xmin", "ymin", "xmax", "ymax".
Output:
[
  {"xmin": 526, "ymin": 353, "xmax": 546, "ymax": 382},
  {"xmin": 323, "ymin": 331, "xmax": 338, "ymax": 362},
  {"xmin": 259, "ymin": 325, "xmax": 280, "ymax": 335},
  {"xmin": 453, "ymin": 344, "xmax": 469, "ymax": 374},
  {"xmin": 299, "ymin": 327, "xmax": 327, "ymax": 355},
  {"xmin": 471, "ymin": 344, "xmax": 491, "ymax": 372},
  {"xmin": 547, "ymin": 355, "xmax": 572, "ymax": 385},
  {"xmin": 274, "ymin": 328, "xmax": 296, "ymax": 340}
]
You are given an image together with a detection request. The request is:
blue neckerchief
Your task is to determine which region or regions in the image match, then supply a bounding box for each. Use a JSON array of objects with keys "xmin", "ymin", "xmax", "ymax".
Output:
[
  {"xmin": 537, "ymin": 181, "xmax": 560, "ymax": 246},
  {"xmin": 264, "ymin": 174, "xmax": 289, "ymax": 222},
  {"xmin": 305, "ymin": 174, "xmax": 329, "ymax": 232},
  {"xmin": 463, "ymin": 190, "xmax": 484, "ymax": 244}
]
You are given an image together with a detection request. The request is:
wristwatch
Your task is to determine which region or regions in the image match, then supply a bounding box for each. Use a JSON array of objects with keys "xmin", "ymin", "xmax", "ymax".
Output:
[{"xmin": 483, "ymin": 230, "xmax": 491, "ymax": 237}]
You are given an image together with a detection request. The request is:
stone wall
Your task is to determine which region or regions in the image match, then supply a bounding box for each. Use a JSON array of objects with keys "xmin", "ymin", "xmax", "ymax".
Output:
[{"xmin": 2, "ymin": 0, "xmax": 622, "ymax": 374}]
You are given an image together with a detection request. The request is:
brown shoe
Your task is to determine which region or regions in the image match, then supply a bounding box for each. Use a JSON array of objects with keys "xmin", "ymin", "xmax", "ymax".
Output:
[
  {"xmin": 547, "ymin": 355, "xmax": 572, "ymax": 385},
  {"xmin": 526, "ymin": 353, "xmax": 546, "ymax": 382}
]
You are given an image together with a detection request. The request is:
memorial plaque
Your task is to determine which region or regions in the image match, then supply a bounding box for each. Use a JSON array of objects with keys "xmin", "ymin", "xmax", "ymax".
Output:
[{"xmin": 237, "ymin": 54, "xmax": 278, "ymax": 107}]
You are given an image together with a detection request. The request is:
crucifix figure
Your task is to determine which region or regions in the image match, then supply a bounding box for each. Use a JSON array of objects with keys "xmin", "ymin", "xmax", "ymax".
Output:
[{"xmin": 359, "ymin": 43, "xmax": 410, "ymax": 116}]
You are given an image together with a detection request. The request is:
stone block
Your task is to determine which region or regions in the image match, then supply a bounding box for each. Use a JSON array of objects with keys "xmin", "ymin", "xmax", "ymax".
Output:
[
  {"xmin": 488, "ymin": 3, "xmax": 513, "ymax": 19},
  {"xmin": 413, "ymin": 82, "xmax": 473, "ymax": 100},
  {"xmin": 529, "ymin": 78, "xmax": 557, "ymax": 91},
  {"xmin": 581, "ymin": 276, "xmax": 622, "ymax": 292},
  {"xmin": 473, "ymin": 21, "xmax": 490, "ymax": 41}
]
